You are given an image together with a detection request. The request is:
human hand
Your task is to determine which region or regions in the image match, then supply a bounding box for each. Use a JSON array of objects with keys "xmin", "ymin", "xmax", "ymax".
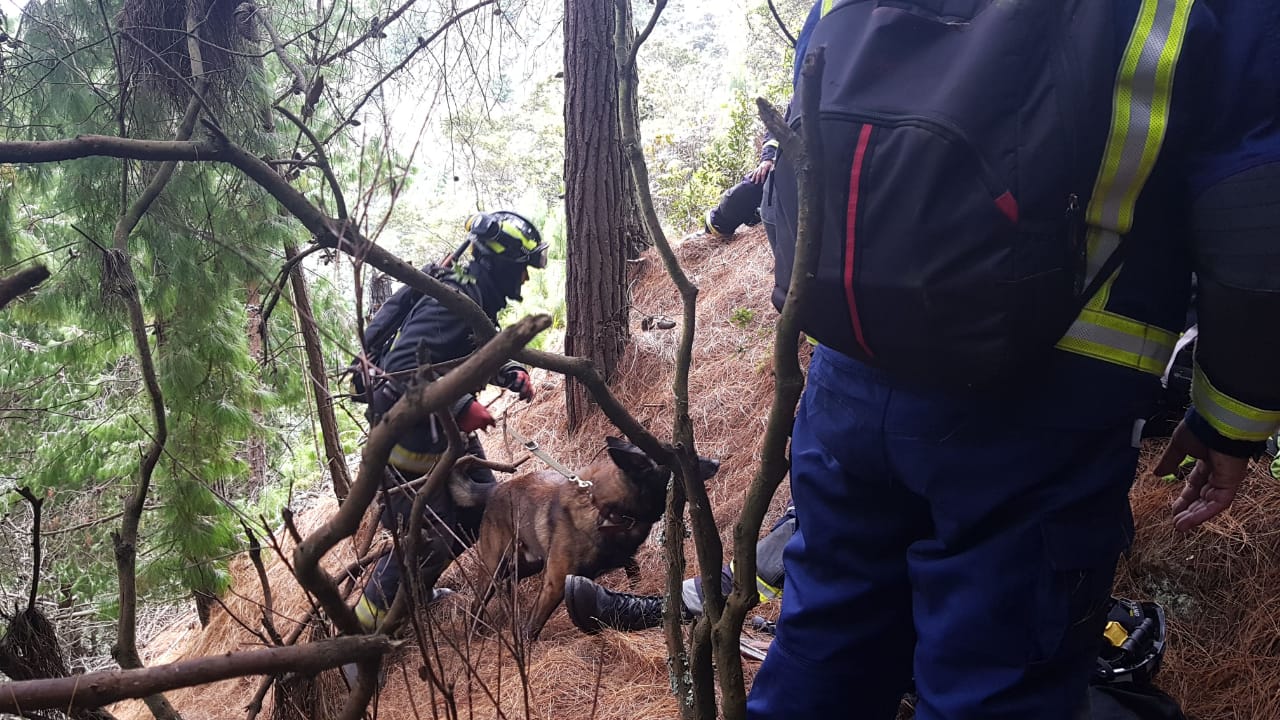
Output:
[
  {"xmin": 456, "ymin": 399, "xmax": 496, "ymax": 433},
  {"xmin": 502, "ymin": 367, "xmax": 535, "ymax": 402},
  {"xmin": 1152, "ymin": 419, "xmax": 1251, "ymax": 532},
  {"xmin": 749, "ymin": 160, "xmax": 774, "ymax": 185}
]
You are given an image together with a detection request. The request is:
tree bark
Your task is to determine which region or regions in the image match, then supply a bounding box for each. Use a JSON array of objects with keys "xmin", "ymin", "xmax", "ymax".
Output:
[
  {"xmin": 284, "ymin": 241, "xmax": 352, "ymax": 501},
  {"xmin": 243, "ymin": 281, "xmax": 271, "ymax": 497},
  {"xmin": 563, "ymin": 0, "xmax": 629, "ymax": 429},
  {"xmin": 615, "ymin": 0, "xmax": 650, "ymax": 260}
]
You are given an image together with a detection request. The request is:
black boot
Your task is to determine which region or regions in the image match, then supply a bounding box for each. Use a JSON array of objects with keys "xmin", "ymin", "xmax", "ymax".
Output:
[{"xmin": 564, "ymin": 575, "xmax": 683, "ymax": 633}]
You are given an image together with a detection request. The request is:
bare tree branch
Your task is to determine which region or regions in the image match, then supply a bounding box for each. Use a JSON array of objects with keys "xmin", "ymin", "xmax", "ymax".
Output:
[
  {"xmin": 240, "ymin": 521, "xmax": 281, "ymax": 646},
  {"xmin": 321, "ymin": 0, "xmax": 500, "ymax": 145},
  {"xmin": 615, "ymin": 1, "xmax": 726, "ymax": 713},
  {"xmin": 251, "ymin": 5, "xmax": 307, "ymax": 94},
  {"xmin": 766, "ymin": 0, "xmax": 797, "ymax": 47},
  {"xmin": 273, "ymin": 104, "xmax": 348, "ymax": 221},
  {"xmin": 0, "ymin": 136, "xmax": 221, "ymax": 163},
  {"xmin": 0, "ymin": 635, "xmax": 394, "ymax": 714},
  {"xmin": 14, "ymin": 488, "xmax": 43, "ymax": 612},
  {"xmin": 109, "ymin": 92, "xmax": 203, "ymax": 249},
  {"xmin": 626, "ymin": 0, "xmax": 667, "ymax": 71},
  {"xmin": 717, "ymin": 49, "xmax": 828, "ymax": 720}
]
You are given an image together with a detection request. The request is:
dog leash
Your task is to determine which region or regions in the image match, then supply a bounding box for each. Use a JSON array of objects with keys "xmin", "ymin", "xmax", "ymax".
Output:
[{"xmin": 503, "ymin": 423, "xmax": 593, "ymax": 490}]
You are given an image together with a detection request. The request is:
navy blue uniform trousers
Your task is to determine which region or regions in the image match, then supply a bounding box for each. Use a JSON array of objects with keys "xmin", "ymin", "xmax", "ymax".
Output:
[
  {"xmin": 708, "ymin": 177, "xmax": 766, "ymax": 235},
  {"xmin": 747, "ymin": 346, "xmax": 1139, "ymax": 719}
]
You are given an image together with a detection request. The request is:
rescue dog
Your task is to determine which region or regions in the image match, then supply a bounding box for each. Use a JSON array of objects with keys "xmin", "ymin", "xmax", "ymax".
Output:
[{"xmin": 470, "ymin": 436, "xmax": 720, "ymax": 640}]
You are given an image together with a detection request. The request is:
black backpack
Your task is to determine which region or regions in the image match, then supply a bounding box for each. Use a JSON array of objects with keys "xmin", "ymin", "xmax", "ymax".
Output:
[
  {"xmin": 769, "ymin": 0, "xmax": 1168, "ymax": 388},
  {"xmin": 348, "ymin": 262, "xmax": 454, "ymax": 402}
]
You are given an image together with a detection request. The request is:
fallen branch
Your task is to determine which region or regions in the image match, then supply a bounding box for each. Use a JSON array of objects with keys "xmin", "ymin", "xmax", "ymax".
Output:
[{"xmin": 0, "ymin": 635, "xmax": 394, "ymax": 713}]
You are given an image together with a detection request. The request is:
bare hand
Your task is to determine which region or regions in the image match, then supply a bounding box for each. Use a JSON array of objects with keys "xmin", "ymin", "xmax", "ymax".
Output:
[
  {"xmin": 749, "ymin": 160, "xmax": 774, "ymax": 185},
  {"xmin": 1152, "ymin": 419, "xmax": 1251, "ymax": 532}
]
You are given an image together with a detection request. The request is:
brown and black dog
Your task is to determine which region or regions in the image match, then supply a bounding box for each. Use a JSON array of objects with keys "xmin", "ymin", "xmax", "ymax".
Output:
[{"xmin": 469, "ymin": 436, "xmax": 720, "ymax": 640}]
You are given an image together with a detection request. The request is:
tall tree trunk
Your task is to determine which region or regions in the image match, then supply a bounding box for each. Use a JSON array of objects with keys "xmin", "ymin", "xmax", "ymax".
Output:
[
  {"xmin": 563, "ymin": 0, "xmax": 629, "ymax": 429},
  {"xmin": 284, "ymin": 242, "xmax": 352, "ymax": 501}
]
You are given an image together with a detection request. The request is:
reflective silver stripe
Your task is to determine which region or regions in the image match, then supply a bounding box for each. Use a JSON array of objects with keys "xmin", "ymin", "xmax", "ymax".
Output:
[
  {"xmin": 1088, "ymin": 0, "xmax": 1190, "ymax": 234},
  {"xmin": 1061, "ymin": 319, "xmax": 1173, "ymax": 370},
  {"xmin": 1192, "ymin": 364, "xmax": 1280, "ymax": 441},
  {"xmin": 1084, "ymin": 228, "xmax": 1122, "ymax": 289}
]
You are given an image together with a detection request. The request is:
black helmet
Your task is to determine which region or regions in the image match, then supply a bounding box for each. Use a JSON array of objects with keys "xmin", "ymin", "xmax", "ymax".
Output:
[
  {"xmin": 1094, "ymin": 597, "xmax": 1168, "ymax": 686},
  {"xmin": 466, "ymin": 211, "xmax": 548, "ymax": 269}
]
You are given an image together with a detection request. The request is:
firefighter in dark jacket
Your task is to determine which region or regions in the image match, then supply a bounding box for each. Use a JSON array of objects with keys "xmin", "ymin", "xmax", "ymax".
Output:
[
  {"xmin": 748, "ymin": 2, "xmax": 1280, "ymax": 719},
  {"xmin": 353, "ymin": 210, "xmax": 546, "ymax": 631}
]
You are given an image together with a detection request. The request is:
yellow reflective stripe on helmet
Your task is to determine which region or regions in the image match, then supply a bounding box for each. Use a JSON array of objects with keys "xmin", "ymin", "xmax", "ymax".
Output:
[
  {"xmin": 498, "ymin": 220, "xmax": 539, "ymax": 251},
  {"xmin": 820, "ymin": 0, "xmax": 835, "ymax": 17},
  {"xmin": 1057, "ymin": 308, "xmax": 1176, "ymax": 375},
  {"xmin": 1059, "ymin": 0, "xmax": 1193, "ymax": 371},
  {"xmin": 1192, "ymin": 363, "xmax": 1280, "ymax": 441}
]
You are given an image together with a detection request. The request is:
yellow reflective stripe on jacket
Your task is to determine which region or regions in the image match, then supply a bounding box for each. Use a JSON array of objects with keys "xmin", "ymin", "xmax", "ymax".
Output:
[
  {"xmin": 1192, "ymin": 364, "xmax": 1280, "ymax": 442},
  {"xmin": 387, "ymin": 447, "xmax": 441, "ymax": 475},
  {"xmin": 763, "ymin": 139, "xmax": 780, "ymax": 150},
  {"xmin": 1088, "ymin": 0, "xmax": 1193, "ymax": 234},
  {"xmin": 729, "ymin": 560, "xmax": 784, "ymax": 603},
  {"xmin": 1057, "ymin": 0, "xmax": 1193, "ymax": 374},
  {"xmin": 1056, "ymin": 308, "xmax": 1176, "ymax": 375},
  {"xmin": 756, "ymin": 575, "xmax": 783, "ymax": 603}
]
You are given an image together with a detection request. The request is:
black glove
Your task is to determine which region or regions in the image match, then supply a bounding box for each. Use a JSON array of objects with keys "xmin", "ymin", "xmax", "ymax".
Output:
[{"xmin": 498, "ymin": 365, "xmax": 535, "ymax": 402}]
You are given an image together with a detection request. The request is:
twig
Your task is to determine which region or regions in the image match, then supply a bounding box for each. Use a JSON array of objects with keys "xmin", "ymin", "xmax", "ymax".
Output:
[
  {"xmin": 273, "ymin": 105, "xmax": 348, "ymax": 221},
  {"xmin": 240, "ymin": 520, "xmax": 282, "ymax": 645},
  {"xmin": 252, "ymin": 6, "xmax": 307, "ymax": 94},
  {"xmin": 321, "ymin": 0, "xmax": 499, "ymax": 145},
  {"xmin": 109, "ymin": 92, "xmax": 203, "ymax": 251},
  {"xmin": 15, "ymin": 487, "xmax": 43, "ymax": 612},
  {"xmin": 766, "ymin": 0, "xmax": 797, "ymax": 47},
  {"xmin": 626, "ymin": 0, "xmax": 667, "ymax": 70}
]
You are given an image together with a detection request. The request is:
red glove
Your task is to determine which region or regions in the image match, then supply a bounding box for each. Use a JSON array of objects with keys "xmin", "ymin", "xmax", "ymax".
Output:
[{"xmin": 456, "ymin": 399, "xmax": 495, "ymax": 433}]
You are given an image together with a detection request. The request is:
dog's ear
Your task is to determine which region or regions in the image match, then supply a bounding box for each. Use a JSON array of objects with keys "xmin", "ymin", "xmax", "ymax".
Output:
[
  {"xmin": 606, "ymin": 438, "xmax": 659, "ymax": 477},
  {"xmin": 697, "ymin": 456, "xmax": 721, "ymax": 480}
]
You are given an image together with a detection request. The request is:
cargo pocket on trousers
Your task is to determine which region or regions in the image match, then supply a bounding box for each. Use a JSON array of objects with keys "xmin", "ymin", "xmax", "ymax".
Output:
[{"xmin": 1030, "ymin": 516, "xmax": 1129, "ymax": 666}]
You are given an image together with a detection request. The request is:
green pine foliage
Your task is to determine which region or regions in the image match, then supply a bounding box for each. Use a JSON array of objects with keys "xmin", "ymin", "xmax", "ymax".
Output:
[{"xmin": 0, "ymin": 0, "xmax": 347, "ymax": 621}]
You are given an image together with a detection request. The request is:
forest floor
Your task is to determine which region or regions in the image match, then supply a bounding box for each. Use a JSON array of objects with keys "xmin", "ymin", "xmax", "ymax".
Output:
[{"xmin": 111, "ymin": 227, "xmax": 1279, "ymax": 720}]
